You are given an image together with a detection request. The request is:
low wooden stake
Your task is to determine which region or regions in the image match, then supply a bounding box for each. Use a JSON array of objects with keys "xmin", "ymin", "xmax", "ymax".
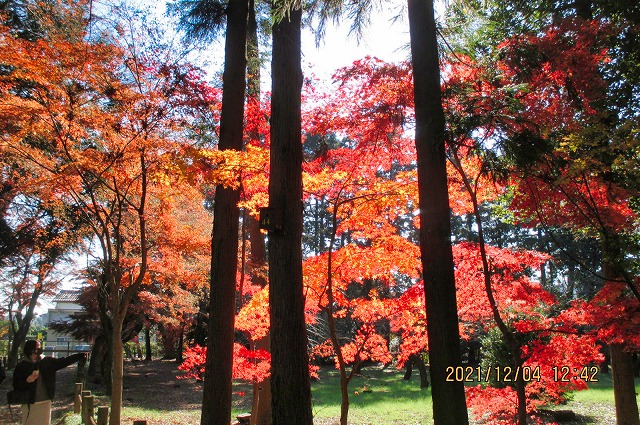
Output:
[
  {"xmin": 97, "ymin": 406, "xmax": 109, "ymax": 425},
  {"xmin": 74, "ymin": 383, "xmax": 83, "ymax": 414}
]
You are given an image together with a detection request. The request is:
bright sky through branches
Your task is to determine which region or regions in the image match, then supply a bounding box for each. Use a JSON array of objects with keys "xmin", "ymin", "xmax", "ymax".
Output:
[
  {"xmin": 136, "ymin": 0, "xmax": 412, "ymax": 81},
  {"xmin": 301, "ymin": 0, "xmax": 410, "ymax": 79}
]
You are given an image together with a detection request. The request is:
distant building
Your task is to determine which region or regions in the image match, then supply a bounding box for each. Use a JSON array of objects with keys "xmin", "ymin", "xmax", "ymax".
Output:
[{"xmin": 45, "ymin": 290, "xmax": 90, "ymax": 356}]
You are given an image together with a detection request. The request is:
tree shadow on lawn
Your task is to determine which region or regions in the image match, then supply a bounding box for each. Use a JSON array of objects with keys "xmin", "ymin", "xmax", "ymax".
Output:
[{"xmin": 120, "ymin": 359, "xmax": 252, "ymax": 413}]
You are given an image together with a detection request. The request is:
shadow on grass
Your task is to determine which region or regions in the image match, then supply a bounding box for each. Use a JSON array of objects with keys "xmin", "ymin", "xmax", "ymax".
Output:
[{"xmin": 99, "ymin": 360, "xmax": 253, "ymax": 413}]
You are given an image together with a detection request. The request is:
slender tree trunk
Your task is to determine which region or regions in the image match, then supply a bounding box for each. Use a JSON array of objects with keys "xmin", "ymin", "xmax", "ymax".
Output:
[
  {"xmin": 324, "ymin": 199, "xmax": 357, "ymax": 425},
  {"xmin": 96, "ymin": 269, "xmax": 114, "ymax": 394},
  {"xmin": 403, "ymin": 358, "xmax": 414, "ymax": 380},
  {"xmin": 405, "ymin": 353, "xmax": 430, "ymax": 388},
  {"xmin": 451, "ymin": 148, "xmax": 527, "ymax": 424},
  {"xmin": 268, "ymin": 4, "xmax": 313, "ymax": 424},
  {"xmin": 200, "ymin": 0, "xmax": 248, "ymax": 424},
  {"xmin": 144, "ymin": 327, "xmax": 152, "ymax": 361},
  {"xmin": 7, "ymin": 287, "xmax": 40, "ymax": 368},
  {"xmin": 245, "ymin": 3, "xmax": 271, "ymax": 420},
  {"xmin": 176, "ymin": 324, "xmax": 184, "ymax": 362},
  {"xmin": 407, "ymin": 1, "xmax": 468, "ymax": 423},
  {"xmin": 250, "ymin": 335, "xmax": 272, "ymax": 425},
  {"xmin": 109, "ymin": 315, "xmax": 125, "ymax": 425},
  {"xmin": 248, "ymin": 212, "xmax": 272, "ymax": 425},
  {"xmin": 416, "ymin": 354, "xmax": 430, "ymax": 388}
]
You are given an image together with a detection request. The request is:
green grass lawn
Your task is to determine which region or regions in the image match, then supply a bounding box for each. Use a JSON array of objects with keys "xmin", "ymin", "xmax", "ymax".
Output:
[
  {"xmin": 309, "ymin": 365, "xmax": 638, "ymax": 424},
  {"xmin": 571, "ymin": 372, "xmax": 636, "ymax": 403},
  {"xmin": 311, "ymin": 366, "xmax": 434, "ymax": 424}
]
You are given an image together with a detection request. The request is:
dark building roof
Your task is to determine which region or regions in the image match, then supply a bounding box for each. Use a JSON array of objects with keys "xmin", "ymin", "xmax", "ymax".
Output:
[{"xmin": 51, "ymin": 289, "xmax": 82, "ymax": 303}]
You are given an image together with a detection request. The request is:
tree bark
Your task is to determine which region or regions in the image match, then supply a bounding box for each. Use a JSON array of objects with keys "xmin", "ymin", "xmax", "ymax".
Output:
[
  {"xmin": 144, "ymin": 327, "xmax": 152, "ymax": 361},
  {"xmin": 602, "ymin": 240, "xmax": 640, "ymax": 425},
  {"xmin": 7, "ymin": 286, "xmax": 41, "ymax": 369},
  {"xmin": 268, "ymin": 4, "xmax": 313, "ymax": 425},
  {"xmin": 250, "ymin": 335, "xmax": 272, "ymax": 425},
  {"xmin": 403, "ymin": 358, "xmax": 414, "ymax": 380},
  {"xmin": 109, "ymin": 315, "xmax": 125, "ymax": 425},
  {"xmin": 407, "ymin": 1, "xmax": 469, "ymax": 424},
  {"xmin": 610, "ymin": 343, "xmax": 640, "ymax": 425},
  {"xmin": 200, "ymin": 0, "xmax": 248, "ymax": 424}
]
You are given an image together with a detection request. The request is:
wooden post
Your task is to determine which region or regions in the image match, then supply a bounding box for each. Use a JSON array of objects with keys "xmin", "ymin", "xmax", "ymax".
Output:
[
  {"xmin": 83, "ymin": 395, "xmax": 95, "ymax": 425},
  {"xmin": 81, "ymin": 390, "xmax": 92, "ymax": 424},
  {"xmin": 97, "ymin": 406, "xmax": 109, "ymax": 425},
  {"xmin": 77, "ymin": 358, "xmax": 86, "ymax": 384},
  {"xmin": 74, "ymin": 383, "xmax": 83, "ymax": 414}
]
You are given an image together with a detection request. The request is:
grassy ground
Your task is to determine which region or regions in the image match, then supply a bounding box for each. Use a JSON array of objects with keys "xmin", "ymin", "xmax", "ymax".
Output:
[
  {"xmin": 311, "ymin": 366, "xmax": 434, "ymax": 424},
  {"xmin": 3, "ymin": 360, "xmax": 637, "ymax": 425},
  {"xmin": 311, "ymin": 365, "xmax": 638, "ymax": 425}
]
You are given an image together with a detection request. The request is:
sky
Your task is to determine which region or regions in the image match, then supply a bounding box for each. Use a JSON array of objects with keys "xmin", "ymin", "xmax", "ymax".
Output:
[
  {"xmin": 160, "ymin": 0, "xmax": 414, "ymax": 83},
  {"xmin": 300, "ymin": 1, "xmax": 411, "ymax": 79}
]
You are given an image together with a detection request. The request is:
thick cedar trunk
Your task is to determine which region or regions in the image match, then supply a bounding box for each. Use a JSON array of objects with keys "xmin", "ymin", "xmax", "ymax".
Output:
[
  {"xmin": 268, "ymin": 5, "xmax": 313, "ymax": 425},
  {"xmin": 200, "ymin": 1, "xmax": 248, "ymax": 424},
  {"xmin": 602, "ymin": 241, "xmax": 640, "ymax": 425},
  {"xmin": 610, "ymin": 343, "xmax": 640, "ymax": 425},
  {"xmin": 407, "ymin": 1, "xmax": 469, "ymax": 424}
]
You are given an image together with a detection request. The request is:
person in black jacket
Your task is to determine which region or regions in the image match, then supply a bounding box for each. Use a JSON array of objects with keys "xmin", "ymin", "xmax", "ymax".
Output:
[{"xmin": 12, "ymin": 339, "xmax": 86, "ymax": 425}]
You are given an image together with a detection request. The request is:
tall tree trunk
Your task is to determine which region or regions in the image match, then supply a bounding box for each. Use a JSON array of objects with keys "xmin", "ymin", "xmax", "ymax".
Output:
[
  {"xmin": 610, "ymin": 343, "xmax": 640, "ymax": 425},
  {"xmin": 109, "ymin": 314, "xmax": 125, "ymax": 425},
  {"xmin": 602, "ymin": 241, "xmax": 640, "ymax": 425},
  {"xmin": 407, "ymin": 1, "xmax": 468, "ymax": 424},
  {"xmin": 200, "ymin": 0, "xmax": 248, "ymax": 424},
  {"xmin": 268, "ymin": 4, "xmax": 313, "ymax": 425}
]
